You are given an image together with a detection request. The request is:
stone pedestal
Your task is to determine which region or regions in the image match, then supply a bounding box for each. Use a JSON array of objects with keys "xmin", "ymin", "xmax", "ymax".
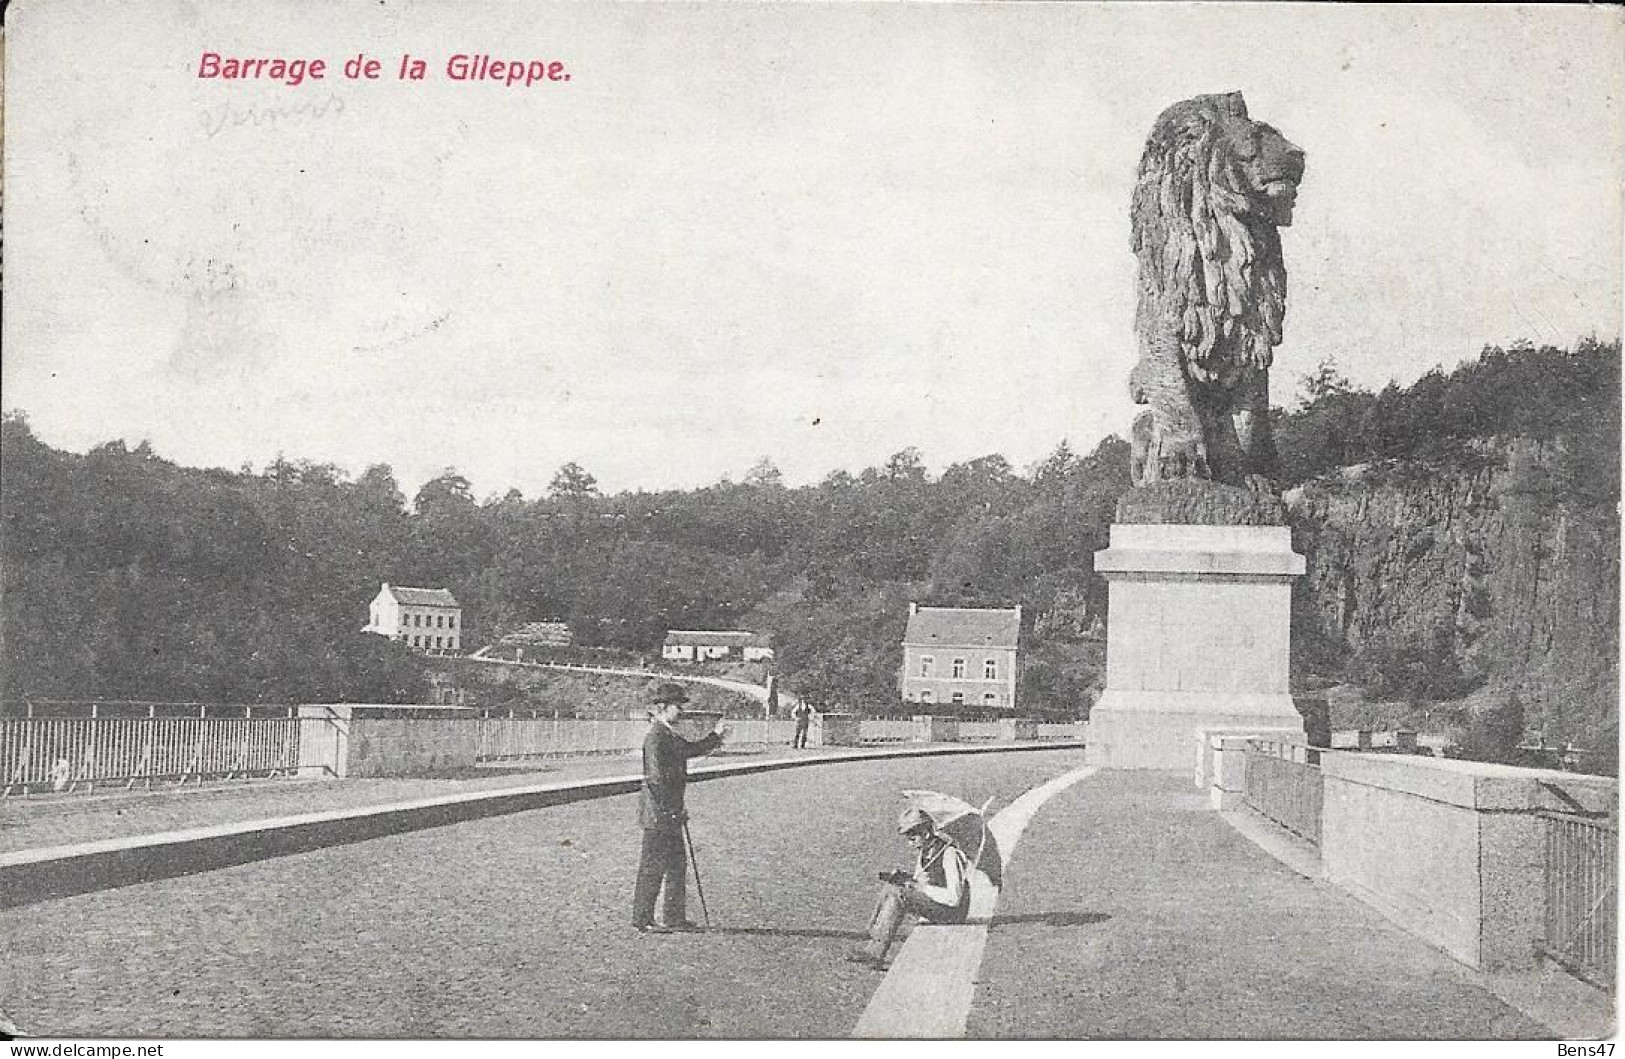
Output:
[{"xmin": 1085, "ymin": 524, "xmax": 1306, "ymax": 769}]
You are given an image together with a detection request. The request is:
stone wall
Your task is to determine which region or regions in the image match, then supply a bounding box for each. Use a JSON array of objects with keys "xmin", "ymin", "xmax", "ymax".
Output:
[
  {"xmin": 297, "ymin": 705, "xmax": 481, "ymax": 778},
  {"xmin": 913, "ymin": 715, "xmax": 961, "ymax": 743},
  {"xmin": 1318, "ymin": 752, "xmax": 1615, "ymax": 972},
  {"xmin": 813, "ymin": 713, "xmax": 862, "ymax": 747}
]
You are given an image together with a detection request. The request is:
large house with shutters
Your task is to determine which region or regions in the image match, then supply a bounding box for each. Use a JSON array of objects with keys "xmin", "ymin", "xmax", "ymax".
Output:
[
  {"xmin": 899, "ymin": 604, "xmax": 1021, "ymax": 710},
  {"xmin": 661, "ymin": 630, "xmax": 774, "ymax": 662},
  {"xmin": 363, "ymin": 583, "xmax": 463, "ymax": 652}
]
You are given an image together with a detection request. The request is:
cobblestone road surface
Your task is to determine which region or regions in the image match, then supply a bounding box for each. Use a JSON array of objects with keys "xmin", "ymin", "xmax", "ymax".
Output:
[{"xmin": 2, "ymin": 750, "xmax": 1082, "ymax": 1038}]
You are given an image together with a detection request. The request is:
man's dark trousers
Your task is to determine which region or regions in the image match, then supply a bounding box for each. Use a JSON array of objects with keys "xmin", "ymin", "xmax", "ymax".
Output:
[{"xmin": 633, "ymin": 826, "xmax": 687, "ymax": 926}]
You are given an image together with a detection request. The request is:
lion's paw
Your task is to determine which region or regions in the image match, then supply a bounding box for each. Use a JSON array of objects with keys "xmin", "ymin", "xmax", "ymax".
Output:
[
  {"xmin": 1241, "ymin": 473, "xmax": 1274, "ymax": 494},
  {"xmin": 1153, "ymin": 435, "xmax": 1211, "ymax": 482}
]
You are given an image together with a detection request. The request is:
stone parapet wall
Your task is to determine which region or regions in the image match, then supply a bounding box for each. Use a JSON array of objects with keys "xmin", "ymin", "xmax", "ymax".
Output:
[
  {"xmin": 813, "ymin": 713, "xmax": 862, "ymax": 747},
  {"xmin": 998, "ymin": 718, "xmax": 1039, "ymax": 741},
  {"xmin": 1318, "ymin": 752, "xmax": 1616, "ymax": 972},
  {"xmin": 912, "ymin": 715, "xmax": 961, "ymax": 743},
  {"xmin": 297, "ymin": 705, "xmax": 483, "ymax": 778}
]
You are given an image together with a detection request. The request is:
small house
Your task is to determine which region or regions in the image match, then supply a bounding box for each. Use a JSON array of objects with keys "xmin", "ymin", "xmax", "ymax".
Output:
[
  {"xmin": 899, "ymin": 603, "xmax": 1021, "ymax": 710},
  {"xmin": 364, "ymin": 583, "xmax": 463, "ymax": 652},
  {"xmin": 661, "ymin": 630, "xmax": 774, "ymax": 662}
]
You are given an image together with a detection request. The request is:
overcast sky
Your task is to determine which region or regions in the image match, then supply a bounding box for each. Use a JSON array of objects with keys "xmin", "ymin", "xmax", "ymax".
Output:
[{"xmin": 5, "ymin": 2, "xmax": 1621, "ymax": 498}]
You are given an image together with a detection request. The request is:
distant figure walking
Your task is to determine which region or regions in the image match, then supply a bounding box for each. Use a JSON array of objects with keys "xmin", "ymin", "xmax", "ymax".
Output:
[
  {"xmin": 791, "ymin": 700, "xmax": 814, "ymax": 749},
  {"xmin": 849, "ymin": 807, "xmax": 970, "ymax": 967},
  {"xmin": 633, "ymin": 684, "xmax": 727, "ymax": 934}
]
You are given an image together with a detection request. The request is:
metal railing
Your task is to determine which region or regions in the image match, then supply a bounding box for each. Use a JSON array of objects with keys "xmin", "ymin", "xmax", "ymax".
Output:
[
  {"xmin": 1539, "ymin": 810, "xmax": 1617, "ymax": 988},
  {"xmin": 476, "ymin": 715, "xmax": 1050, "ymax": 760},
  {"xmin": 861, "ymin": 720, "xmax": 916, "ymax": 743},
  {"xmin": 475, "ymin": 718, "xmax": 804, "ymax": 760},
  {"xmin": 719, "ymin": 720, "xmax": 799, "ymax": 747},
  {"xmin": 1, "ymin": 717, "xmax": 304, "ymax": 796},
  {"xmin": 2, "ymin": 710, "xmax": 1081, "ymax": 795},
  {"xmin": 2, "ymin": 700, "xmax": 297, "ymax": 719},
  {"xmin": 1243, "ymin": 739, "xmax": 1324, "ymax": 845}
]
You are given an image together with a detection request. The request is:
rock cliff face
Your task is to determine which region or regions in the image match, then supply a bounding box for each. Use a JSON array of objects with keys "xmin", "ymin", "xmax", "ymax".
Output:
[{"xmin": 1286, "ymin": 439, "xmax": 1619, "ymax": 747}]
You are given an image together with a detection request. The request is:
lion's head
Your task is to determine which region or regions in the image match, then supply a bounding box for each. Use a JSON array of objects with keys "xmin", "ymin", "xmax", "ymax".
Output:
[{"xmin": 1130, "ymin": 92, "xmax": 1305, "ymax": 385}]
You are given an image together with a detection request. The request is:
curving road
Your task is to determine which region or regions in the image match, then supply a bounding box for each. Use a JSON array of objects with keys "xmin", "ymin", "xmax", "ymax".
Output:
[{"xmin": 465, "ymin": 650, "xmax": 804, "ymax": 714}]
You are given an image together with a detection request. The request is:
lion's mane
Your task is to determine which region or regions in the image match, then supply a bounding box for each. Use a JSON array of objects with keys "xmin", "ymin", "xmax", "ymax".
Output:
[{"xmin": 1130, "ymin": 93, "xmax": 1288, "ymax": 388}]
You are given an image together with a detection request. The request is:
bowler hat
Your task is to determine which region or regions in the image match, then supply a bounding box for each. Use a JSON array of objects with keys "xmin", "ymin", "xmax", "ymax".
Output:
[
  {"xmin": 897, "ymin": 807, "xmax": 934, "ymax": 835},
  {"xmin": 650, "ymin": 681, "xmax": 690, "ymax": 706}
]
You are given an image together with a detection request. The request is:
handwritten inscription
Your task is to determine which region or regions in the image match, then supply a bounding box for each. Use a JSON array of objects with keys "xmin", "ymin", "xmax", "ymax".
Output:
[
  {"xmin": 196, "ymin": 52, "xmax": 572, "ymax": 88},
  {"xmin": 200, "ymin": 94, "xmax": 345, "ymax": 139}
]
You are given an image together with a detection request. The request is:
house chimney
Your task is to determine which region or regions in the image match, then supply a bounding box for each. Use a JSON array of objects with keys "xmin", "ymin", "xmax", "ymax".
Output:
[{"xmin": 909, "ymin": 601, "xmax": 918, "ymax": 615}]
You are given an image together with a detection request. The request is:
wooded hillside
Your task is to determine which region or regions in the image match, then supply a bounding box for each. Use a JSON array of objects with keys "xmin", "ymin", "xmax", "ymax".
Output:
[{"xmin": 2, "ymin": 339, "xmax": 1616, "ymax": 743}]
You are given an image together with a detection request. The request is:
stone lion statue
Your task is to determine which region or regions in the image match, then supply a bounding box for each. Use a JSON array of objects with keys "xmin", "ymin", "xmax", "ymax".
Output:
[{"xmin": 1128, "ymin": 92, "xmax": 1305, "ymax": 492}]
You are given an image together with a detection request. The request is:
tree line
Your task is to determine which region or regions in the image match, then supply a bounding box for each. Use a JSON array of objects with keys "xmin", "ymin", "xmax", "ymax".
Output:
[
  {"xmin": 1, "ymin": 337, "xmax": 1616, "ymax": 718},
  {"xmin": 1275, "ymin": 336, "xmax": 1619, "ymax": 500}
]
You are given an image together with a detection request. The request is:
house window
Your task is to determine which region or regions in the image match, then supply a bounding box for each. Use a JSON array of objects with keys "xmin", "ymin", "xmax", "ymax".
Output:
[
  {"xmin": 984, "ymin": 693, "xmax": 998, "ymax": 706},
  {"xmin": 450, "ymin": 616, "xmax": 457, "ymax": 628},
  {"xmin": 414, "ymin": 614, "xmax": 422, "ymax": 627},
  {"xmin": 984, "ymin": 659, "xmax": 998, "ymax": 680},
  {"xmin": 951, "ymin": 692, "xmax": 965, "ymax": 705},
  {"xmin": 920, "ymin": 656, "xmax": 934, "ymax": 678},
  {"xmin": 952, "ymin": 658, "xmax": 965, "ymax": 679},
  {"xmin": 921, "ymin": 690, "xmax": 934, "ymax": 703},
  {"xmin": 436, "ymin": 615, "xmax": 443, "ymax": 628}
]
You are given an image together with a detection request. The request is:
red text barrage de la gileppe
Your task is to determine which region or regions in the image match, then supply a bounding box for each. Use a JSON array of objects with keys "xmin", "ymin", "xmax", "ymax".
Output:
[{"xmin": 197, "ymin": 52, "xmax": 571, "ymax": 88}]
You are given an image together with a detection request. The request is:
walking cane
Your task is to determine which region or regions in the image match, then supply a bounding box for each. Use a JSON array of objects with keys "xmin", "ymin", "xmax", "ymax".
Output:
[{"xmin": 683, "ymin": 820, "xmax": 711, "ymax": 929}]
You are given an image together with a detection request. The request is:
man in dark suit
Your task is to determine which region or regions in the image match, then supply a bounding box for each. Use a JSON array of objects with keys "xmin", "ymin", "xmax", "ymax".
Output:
[
  {"xmin": 791, "ymin": 699, "xmax": 814, "ymax": 749},
  {"xmin": 633, "ymin": 686, "xmax": 727, "ymax": 934}
]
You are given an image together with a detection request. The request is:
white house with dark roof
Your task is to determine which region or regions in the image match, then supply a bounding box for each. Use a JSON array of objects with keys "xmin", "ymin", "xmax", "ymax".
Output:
[
  {"xmin": 899, "ymin": 603, "xmax": 1021, "ymax": 710},
  {"xmin": 364, "ymin": 583, "xmax": 463, "ymax": 652},
  {"xmin": 661, "ymin": 630, "xmax": 774, "ymax": 662}
]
